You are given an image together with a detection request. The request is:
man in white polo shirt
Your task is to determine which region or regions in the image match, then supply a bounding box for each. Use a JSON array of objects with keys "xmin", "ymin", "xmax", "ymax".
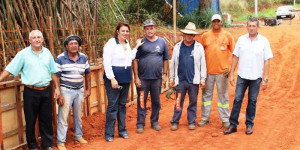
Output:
[{"xmin": 224, "ymin": 17, "xmax": 273, "ymax": 135}]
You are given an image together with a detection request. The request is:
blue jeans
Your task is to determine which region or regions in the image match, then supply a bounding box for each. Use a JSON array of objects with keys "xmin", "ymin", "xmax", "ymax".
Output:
[
  {"xmin": 229, "ymin": 76, "xmax": 261, "ymax": 128},
  {"xmin": 57, "ymin": 86, "xmax": 84, "ymax": 144},
  {"xmin": 171, "ymin": 81, "xmax": 199, "ymax": 125},
  {"xmin": 104, "ymin": 76, "xmax": 130, "ymax": 138},
  {"xmin": 136, "ymin": 79, "xmax": 162, "ymax": 128}
]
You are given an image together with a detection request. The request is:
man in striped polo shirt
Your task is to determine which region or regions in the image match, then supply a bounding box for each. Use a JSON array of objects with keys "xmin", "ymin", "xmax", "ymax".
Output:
[{"xmin": 55, "ymin": 35, "xmax": 91, "ymax": 150}]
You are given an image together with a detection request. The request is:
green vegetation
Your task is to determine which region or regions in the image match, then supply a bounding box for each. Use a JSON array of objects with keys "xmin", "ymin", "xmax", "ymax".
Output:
[{"xmin": 177, "ymin": 8, "xmax": 230, "ymax": 29}]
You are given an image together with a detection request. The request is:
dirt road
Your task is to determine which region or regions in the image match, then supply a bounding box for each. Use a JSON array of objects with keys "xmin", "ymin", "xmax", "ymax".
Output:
[{"xmin": 62, "ymin": 16, "xmax": 300, "ymax": 150}]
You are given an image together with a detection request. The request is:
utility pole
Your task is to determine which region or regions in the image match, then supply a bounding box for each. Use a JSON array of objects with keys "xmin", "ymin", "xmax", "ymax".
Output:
[
  {"xmin": 173, "ymin": 0, "xmax": 176, "ymax": 43},
  {"xmin": 255, "ymin": 0, "xmax": 258, "ymax": 16}
]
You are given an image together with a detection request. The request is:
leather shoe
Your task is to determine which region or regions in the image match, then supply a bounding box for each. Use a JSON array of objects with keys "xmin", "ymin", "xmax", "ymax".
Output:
[
  {"xmin": 42, "ymin": 147, "xmax": 53, "ymax": 150},
  {"xmin": 245, "ymin": 126, "xmax": 253, "ymax": 135},
  {"xmin": 224, "ymin": 127, "xmax": 237, "ymax": 135}
]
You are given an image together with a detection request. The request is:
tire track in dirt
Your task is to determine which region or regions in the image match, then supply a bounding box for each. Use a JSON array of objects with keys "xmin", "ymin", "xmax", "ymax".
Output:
[{"xmin": 254, "ymin": 25, "xmax": 300, "ymax": 149}]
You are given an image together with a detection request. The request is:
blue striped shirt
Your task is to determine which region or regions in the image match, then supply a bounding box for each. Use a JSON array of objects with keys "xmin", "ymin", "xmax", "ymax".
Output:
[{"xmin": 55, "ymin": 51, "xmax": 91, "ymax": 89}]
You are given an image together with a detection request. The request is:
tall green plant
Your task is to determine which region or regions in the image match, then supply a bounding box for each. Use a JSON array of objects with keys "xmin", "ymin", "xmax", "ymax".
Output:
[{"xmin": 177, "ymin": 8, "xmax": 216, "ymax": 29}]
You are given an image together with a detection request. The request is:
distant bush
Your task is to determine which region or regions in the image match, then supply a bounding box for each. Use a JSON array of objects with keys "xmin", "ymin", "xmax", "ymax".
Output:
[{"xmin": 177, "ymin": 8, "xmax": 230, "ymax": 29}]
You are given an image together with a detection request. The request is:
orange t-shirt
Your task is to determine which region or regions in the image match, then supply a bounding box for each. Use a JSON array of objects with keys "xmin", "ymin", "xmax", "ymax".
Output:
[{"xmin": 195, "ymin": 30, "xmax": 235, "ymax": 75}]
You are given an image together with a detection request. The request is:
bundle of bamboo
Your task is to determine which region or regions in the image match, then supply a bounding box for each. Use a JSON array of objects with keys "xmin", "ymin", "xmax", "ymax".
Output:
[{"xmin": 0, "ymin": 0, "xmax": 129, "ymax": 71}]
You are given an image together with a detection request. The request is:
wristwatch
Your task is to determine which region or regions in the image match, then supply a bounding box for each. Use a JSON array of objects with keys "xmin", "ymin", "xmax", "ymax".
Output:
[{"xmin": 263, "ymin": 78, "xmax": 268, "ymax": 83}]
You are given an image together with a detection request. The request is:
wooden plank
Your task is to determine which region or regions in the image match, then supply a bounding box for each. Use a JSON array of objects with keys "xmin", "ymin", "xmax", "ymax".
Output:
[
  {"xmin": 0, "ymin": 93, "xmax": 4, "ymax": 150},
  {"xmin": 1, "ymin": 103, "xmax": 17, "ymax": 112},
  {"xmin": 52, "ymin": 83, "xmax": 57, "ymax": 130},
  {"xmin": 0, "ymin": 80, "xmax": 22, "ymax": 89},
  {"xmin": 14, "ymin": 78, "xmax": 24, "ymax": 144},
  {"xmin": 96, "ymin": 69, "xmax": 102, "ymax": 112},
  {"xmin": 2, "ymin": 126, "xmax": 25, "ymax": 139},
  {"xmin": 7, "ymin": 142, "xmax": 26, "ymax": 150},
  {"xmin": 90, "ymin": 65, "xmax": 102, "ymax": 70}
]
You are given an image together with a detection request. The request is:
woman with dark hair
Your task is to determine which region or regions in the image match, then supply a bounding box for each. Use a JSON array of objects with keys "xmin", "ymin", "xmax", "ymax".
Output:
[{"xmin": 103, "ymin": 22, "xmax": 143, "ymax": 142}]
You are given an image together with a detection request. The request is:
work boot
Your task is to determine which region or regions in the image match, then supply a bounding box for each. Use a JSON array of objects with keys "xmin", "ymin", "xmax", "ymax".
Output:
[
  {"xmin": 57, "ymin": 144, "xmax": 67, "ymax": 150},
  {"xmin": 170, "ymin": 124, "xmax": 178, "ymax": 131},
  {"xmin": 223, "ymin": 122, "xmax": 230, "ymax": 128},
  {"xmin": 197, "ymin": 120, "xmax": 209, "ymax": 127},
  {"xmin": 188, "ymin": 124, "xmax": 196, "ymax": 130},
  {"xmin": 75, "ymin": 137, "xmax": 88, "ymax": 144},
  {"xmin": 151, "ymin": 125, "xmax": 162, "ymax": 131},
  {"xmin": 136, "ymin": 127, "xmax": 144, "ymax": 133}
]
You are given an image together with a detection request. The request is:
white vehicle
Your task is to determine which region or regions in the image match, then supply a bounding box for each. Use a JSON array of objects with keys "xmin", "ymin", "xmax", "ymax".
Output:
[{"xmin": 276, "ymin": 6, "xmax": 295, "ymax": 19}]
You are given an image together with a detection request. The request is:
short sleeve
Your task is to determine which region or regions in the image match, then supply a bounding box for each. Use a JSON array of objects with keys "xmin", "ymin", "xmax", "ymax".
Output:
[
  {"xmin": 85, "ymin": 58, "xmax": 91, "ymax": 73},
  {"xmin": 263, "ymin": 39, "xmax": 273, "ymax": 60},
  {"xmin": 5, "ymin": 51, "xmax": 24, "ymax": 76},
  {"xmin": 49, "ymin": 54, "xmax": 57, "ymax": 74},
  {"xmin": 233, "ymin": 37, "xmax": 241, "ymax": 57},
  {"xmin": 55, "ymin": 57, "xmax": 62, "ymax": 76},
  {"xmin": 162, "ymin": 39, "xmax": 169, "ymax": 60}
]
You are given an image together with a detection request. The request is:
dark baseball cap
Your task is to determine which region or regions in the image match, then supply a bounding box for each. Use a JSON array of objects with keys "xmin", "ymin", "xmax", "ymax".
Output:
[
  {"xmin": 63, "ymin": 35, "xmax": 83, "ymax": 47},
  {"xmin": 143, "ymin": 19, "xmax": 156, "ymax": 27}
]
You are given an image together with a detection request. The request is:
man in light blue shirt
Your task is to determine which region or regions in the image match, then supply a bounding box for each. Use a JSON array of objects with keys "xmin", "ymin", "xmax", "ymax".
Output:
[{"xmin": 0, "ymin": 30, "xmax": 60, "ymax": 150}]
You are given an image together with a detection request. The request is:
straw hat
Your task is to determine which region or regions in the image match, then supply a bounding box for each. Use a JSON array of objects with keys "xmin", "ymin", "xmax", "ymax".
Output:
[{"xmin": 180, "ymin": 22, "xmax": 199, "ymax": 34}]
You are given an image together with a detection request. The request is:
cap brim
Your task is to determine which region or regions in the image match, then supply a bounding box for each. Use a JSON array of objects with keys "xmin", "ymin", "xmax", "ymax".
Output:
[
  {"xmin": 143, "ymin": 24, "xmax": 156, "ymax": 27},
  {"xmin": 211, "ymin": 18, "xmax": 222, "ymax": 21},
  {"xmin": 180, "ymin": 29, "xmax": 199, "ymax": 34}
]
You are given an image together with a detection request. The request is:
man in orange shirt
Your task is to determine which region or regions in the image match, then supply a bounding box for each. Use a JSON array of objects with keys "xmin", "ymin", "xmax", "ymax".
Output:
[{"xmin": 195, "ymin": 14, "xmax": 235, "ymax": 128}]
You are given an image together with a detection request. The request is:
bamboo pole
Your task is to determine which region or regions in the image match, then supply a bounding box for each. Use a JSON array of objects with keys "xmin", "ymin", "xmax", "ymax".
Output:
[
  {"xmin": 0, "ymin": 22, "xmax": 6, "ymax": 67},
  {"xmin": 173, "ymin": 0, "xmax": 177, "ymax": 43},
  {"xmin": 47, "ymin": 17, "xmax": 55, "ymax": 57},
  {"xmin": 106, "ymin": 0, "xmax": 119, "ymax": 22},
  {"xmin": 112, "ymin": 0, "xmax": 126, "ymax": 21},
  {"xmin": 61, "ymin": 0, "xmax": 78, "ymax": 19}
]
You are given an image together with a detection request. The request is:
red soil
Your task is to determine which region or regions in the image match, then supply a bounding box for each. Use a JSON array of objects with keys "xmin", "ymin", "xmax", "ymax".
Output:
[{"xmin": 61, "ymin": 16, "xmax": 300, "ymax": 150}]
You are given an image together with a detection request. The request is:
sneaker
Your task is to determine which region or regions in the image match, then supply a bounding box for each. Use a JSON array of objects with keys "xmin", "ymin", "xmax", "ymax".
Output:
[
  {"xmin": 75, "ymin": 137, "xmax": 88, "ymax": 144},
  {"xmin": 197, "ymin": 120, "xmax": 209, "ymax": 127},
  {"xmin": 136, "ymin": 127, "xmax": 144, "ymax": 133},
  {"xmin": 119, "ymin": 133, "xmax": 129, "ymax": 139},
  {"xmin": 170, "ymin": 124, "xmax": 178, "ymax": 131},
  {"xmin": 105, "ymin": 137, "xmax": 114, "ymax": 142},
  {"xmin": 188, "ymin": 124, "xmax": 196, "ymax": 130},
  {"xmin": 57, "ymin": 144, "xmax": 67, "ymax": 150},
  {"xmin": 223, "ymin": 122, "xmax": 230, "ymax": 128},
  {"xmin": 151, "ymin": 125, "xmax": 162, "ymax": 131}
]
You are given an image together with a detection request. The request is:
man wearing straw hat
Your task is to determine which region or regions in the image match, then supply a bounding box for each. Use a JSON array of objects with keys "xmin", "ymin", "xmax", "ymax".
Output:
[
  {"xmin": 55, "ymin": 35, "xmax": 91, "ymax": 150},
  {"xmin": 0, "ymin": 30, "xmax": 60, "ymax": 150},
  {"xmin": 195, "ymin": 14, "xmax": 235, "ymax": 128},
  {"xmin": 169, "ymin": 22, "xmax": 206, "ymax": 131}
]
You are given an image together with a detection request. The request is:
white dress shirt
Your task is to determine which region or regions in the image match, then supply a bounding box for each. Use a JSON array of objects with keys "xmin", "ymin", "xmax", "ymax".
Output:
[{"xmin": 233, "ymin": 33, "xmax": 273, "ymax": 80}]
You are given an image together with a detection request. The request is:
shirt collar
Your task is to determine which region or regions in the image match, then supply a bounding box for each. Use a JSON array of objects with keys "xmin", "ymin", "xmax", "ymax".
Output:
[
  {"xmin": 64, "ymin": 50, "xmax": 82, "ymax": 61},
  {"xmin": 247, "ymin": 33, "xmax": 260, "ymax": 41},
  {"xmin": 115, "ymin": 38, "xmax": 128, "ymax": 44},
  {"xmin": 29, "ymin": 45, "xmax": 44, "ymax": 55}
]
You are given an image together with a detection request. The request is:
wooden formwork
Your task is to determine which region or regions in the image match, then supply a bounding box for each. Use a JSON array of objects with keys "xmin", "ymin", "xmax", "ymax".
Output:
[{"xmin": 0, "ymin": 65, "xmax": 139, "ymax": 150}]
